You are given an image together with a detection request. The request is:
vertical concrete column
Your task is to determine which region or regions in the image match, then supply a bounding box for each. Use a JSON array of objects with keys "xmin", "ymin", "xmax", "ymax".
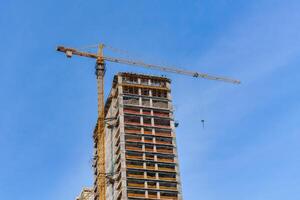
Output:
[
  {"xmin": 166, "ymin": 81, "xmax": 172, "ymax": 110},
  {"xmin": 141, "ymin": 135, "xmax": 145, "ymax": 143},
  {"xmin": 143, "ymin": 160, "xmax": 146, "ymax": 170},
  {"xmin": 141, "ymin": 127, "xmax": 144, "ymax": 135},
  {"xmin": 142, "ymin": 143, "xmax": 145, "ymax": 152},
  {"xmin": 142, "ymin": 152, "xmax": 146, "ymax": 161},
  {"xmin": 149, "ymin": 85, "xmax": 153, "ymax": 108},
  {"xmin": 157, "ymin": 191, "xmax": 161, "ymax": 199},
  {"xmin": 116, "ymin": 75, "xmax": 128, "ymax": 200},
  {"xmin": 155, "ymin": 172, "xmax": 159, "ymax": 180},
  {"xmin": 145, "ymin": 190, "xmax": 149, "ymax": 199},
  {"xmin": 151, "ymin": 116, "xmax": 154, "ymax": 127},
  {"xmin": 139, "ymin": 107, "xmax": 142, "ymax": 115},
  {"xmin": 139, "ymin": 96, "xmax": 142, "ymax": 106},
  {"xmin": 150, "ymin": 98, "xmax": 153, "ymax": 108},
  {"xmin": 140, "ymin": 116, "xmax": 143, "ymax": 126}
]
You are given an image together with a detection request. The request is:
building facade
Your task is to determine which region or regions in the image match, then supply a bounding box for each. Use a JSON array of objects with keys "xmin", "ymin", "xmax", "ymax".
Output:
[{"xmin": 94, "ymin": 72, "xmax": 183, "ymax": 200}]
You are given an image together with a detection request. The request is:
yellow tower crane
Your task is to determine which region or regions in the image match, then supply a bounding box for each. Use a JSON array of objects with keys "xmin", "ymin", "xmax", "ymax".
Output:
[{"xmin": 56, "ymin": 43, "xmax": 240, "ymax": 200}]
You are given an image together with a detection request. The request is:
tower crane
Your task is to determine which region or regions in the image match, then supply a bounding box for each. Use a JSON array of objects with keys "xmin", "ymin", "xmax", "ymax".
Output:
[{"xmin": 56, "ymin": 43, "xmax": 240, "ymax": 200}]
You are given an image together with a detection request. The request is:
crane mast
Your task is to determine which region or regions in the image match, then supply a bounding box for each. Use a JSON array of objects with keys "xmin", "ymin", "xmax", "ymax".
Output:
[
  {"xmin": 94, "ymin": 44, "xmax": 106, "ymax": 200},
  {"xmin": 57, "ymin": 43, "xmax": 240, "ymax": 200}
]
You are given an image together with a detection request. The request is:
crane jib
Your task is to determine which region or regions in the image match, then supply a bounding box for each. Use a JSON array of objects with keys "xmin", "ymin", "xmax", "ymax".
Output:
[{"xmin": 57, "ymin": 45, "xmax": 241, "ymax": 84}]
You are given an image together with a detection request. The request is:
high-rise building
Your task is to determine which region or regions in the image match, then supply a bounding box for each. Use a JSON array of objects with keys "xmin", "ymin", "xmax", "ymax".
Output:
[{"xmin": 92, "ymin": 72, "xmax": 182, "ymax": 200}]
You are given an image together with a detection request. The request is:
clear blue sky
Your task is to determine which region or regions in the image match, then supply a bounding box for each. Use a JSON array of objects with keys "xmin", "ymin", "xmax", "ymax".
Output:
[{"xmin": 1, "ymin": 0, "xmax": 300, "ymax": 199}]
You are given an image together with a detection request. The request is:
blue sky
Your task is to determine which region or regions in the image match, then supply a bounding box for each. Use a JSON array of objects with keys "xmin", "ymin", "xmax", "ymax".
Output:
[{"xmin": 1, "ymin": 0, "xmax": 300, "ymax": 199}]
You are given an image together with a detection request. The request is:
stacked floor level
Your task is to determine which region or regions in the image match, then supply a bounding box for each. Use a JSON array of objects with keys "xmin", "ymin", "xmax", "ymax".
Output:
[{"xmin": 94, "ymin": 72, "xmax": 183, "ymax": 200}]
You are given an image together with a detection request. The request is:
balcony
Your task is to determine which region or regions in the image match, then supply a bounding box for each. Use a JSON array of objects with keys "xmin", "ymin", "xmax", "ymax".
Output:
[
  {"xmin": 160, "ymin": 185, "xmax": 177, "ymax": 191},
  {"xmin": 127, "ymin": 173, "xmax": 145, "ymax": 179},
  {"xmin": 128, "ymin": 182, "xmax": 145, "ymax": 189},
  {"xmin": 150, "ymin": 79, "xmax": 166, "ymax": 87},
  {"xmin": 155, "ymin": 131, "xmax": 172, "ymax": 137},
  {"xmin": 160, "ymin": 195, "xmax": 178, "ymax": 200},
  {"xmin": 156, "ymin": 148, "xmax": 173, "ymax": 154},
  {"xmin": 126, "ymin": 138, "xmax": 142, "ymax": 143},
  {"xmin": 122, "ymin": 77, "xmax": 138, "ymax": 84},
  {"xmin": 123, "ymin": 86, "xmax": 139, "ymax": 95},
  {"xmin": 126, "ymin": 155, "xmax": 143, "ymax": 160},
  {"xmin": 123, "ymin": 98, "xmax": 139, "ymax": 106},
  {"xmin": 125, "ymin": 121, "xmax": 141, "ymax": 126},
  {"xmin": 124, "ymin": 108, "xmax": 140, "ymax": 115},
  {"xmin": 127, "ymin": 164, "xmax": 144, "ymax": 169},
  {"xmin": 146, "ymin": 165, "xmax": 156, "ymax": 170},
  {"xmin": 145, "ymin": 155, "xmax": 155, "ymax": 161},
  {"xmin": 152, "ymin": 100, "xmax": 168, "ymax": 109},
  {"xmin": 125, "ymin": 127, "xmax": 142, "ymax": 134},
  {"xmin": 153, "ymin": 111, "xmax": 169, "ymax": 118},
  {"xmin": 143, "ymin": 123, "xmax": 152, "ymax": 127},
  {"xmin": 147, "ymin": 183, "xmax": 157, "ymax": 189},
  {"xmin": 156, "ymin": 139, "xmax": 172, "ymax": 145},
  {"xmin": 146, "ymin": 175, "xmax": 157, "ymax": 180},
  {"xmin": 144, "ymin": 130, "xmax": 153, "ymax": 135},
  {"xmin": 144, "ymin": 138, "xmax": 153, "ymax": 143},
  {"xmin": 125, "ymin": 135, "xmax": 142, "ymax": 142},
  {"xmin": 127, "ymin": 191, "xmax": 145, "ymax": 198},
  {"xmin": 141, "ymin": 78, "xmax": 149, "ymax": 86},
  {"xmin": 124, "ymin": 116, "xmax": 141, "ymax": 126},
  {"xmin": 126, "ymin": 145, "xmax": 142, "ymax": 151},
  {"xmin": 145, "ymin": 147, "xmax": 154, "ymax": 152},
  {"xmin": 142, "ymin": 98, "xmax": 150, "ymax": 107},
  {"xmin": 159, "ymin": 176, "xmax": 176, "ymax": 181},
  {"xmin": 148, "ymin": 193, "xmax": 158, "ymax": 199},
  {"xmin": 157, "ymin": 157, "xmax": 174, "ymax": 163},
  {"xmin": 158, "ymin": 166, "xmax": 176, "ymax": 172},
  {"xmin": 142, "ymin": 109, "xmax": 151, "ymax": 115},
  {"xmin": 159, "ymin": 190, "xmax": 178, "ymax": 200}
]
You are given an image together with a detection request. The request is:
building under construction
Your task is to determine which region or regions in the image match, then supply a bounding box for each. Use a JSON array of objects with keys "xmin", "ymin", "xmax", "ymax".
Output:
[
  {"xmin": 57, "ymin": 44, "xmax": 239, "ymax": 200},
  {"xmin": 90, "ymin": 72, "xmax": 182, "ymax": 200}
]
